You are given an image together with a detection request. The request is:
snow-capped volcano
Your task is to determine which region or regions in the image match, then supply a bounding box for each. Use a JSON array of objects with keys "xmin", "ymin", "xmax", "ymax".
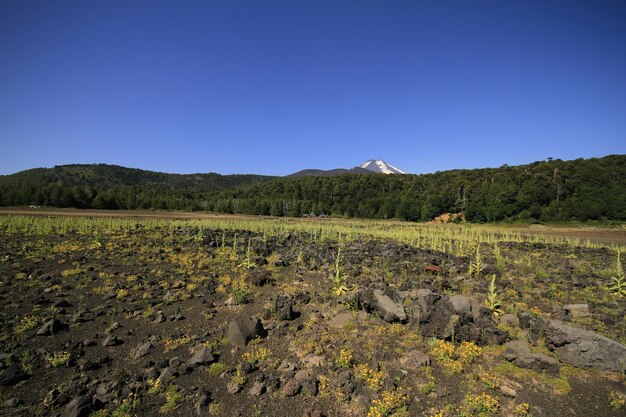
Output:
[{"xmin": 360, "ymin": 159, "xmax": 406, "ymax": 174}]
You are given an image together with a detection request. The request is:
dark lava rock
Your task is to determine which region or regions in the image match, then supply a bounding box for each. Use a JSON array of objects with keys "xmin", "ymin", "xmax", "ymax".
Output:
[
  {"xmin": 334, "ymin": 370, "xmax": 357, "ymax": 396},
  {"xmin": 53, "ymin": 300, "xmax": 73, "ymax": 308},
  {"xmin": 248, "ymin": 381, "xmax": 265, "ymax": 396},
  {"xmin": 227, "ymin": 382, "xmax": 241, "ymax": 394},
  {"xmin": 354, "ymin": 386, "xmax": 375, "ymax": 409},
  {"xmin": 273, "ymin": 295, "xmax": 295, "ymax": 321},
  {"xmin": 0, "ymin": 353, "xmax": 12, "ymax": 364},
  {"xmin": 4, "ymin": 397, "xmax": 22, "ymax": 407},
  {"xmin": 301, "ymin": 379, "xmax": 318, "ymax": 396},
  {"xmin": 503, "ymin": 340, "xmax": 559, "ymax": 374},
  {"xmin": 0, "ymin": 366, "xmax": 28, "ymax": 386},
  {"xmin": 154, "ymin": 311, "xmax": 166, "ymax": 323},
  {"xmin": 281, "ymin": 379, "xmax": 301, "ymax": 397},
  {"xmin": 194, "ymin": 393, "xmax": 211, "ymax": 415},
  {"xmin": 61, "ymin": 396, "xmax": 94, "ymax": 417},
  {"xmin": 414, "ymin": 290, "xmax": 507, "ymax": 345},
  {"xmin": 245, "ymin": 269, "xmax": 273, "ymax": 287},
  {"xmin": 360, "ymin": 288, "xmax": 407, "ymax": 323},
  {"xmin": 303, "ymin": 408, "xmax": 325, "ymax": 417},
  {"xmin": 133, "ymin": 341, "xmax": 153, "ymax": 359},
  {"xmin": 562, "ymin": 304, "xmax": 590, "ymax": 320},
  {"xmin": 544, "ymin": 320, "xmax": 626, "ymax": 372},
  {"xmin": 226, "ymin": 314, "xmax": 267, "ymax": 346},
  {"xmin": 157, "ymin": 367, "xmax": 177, "ymax": 385},
  {"xmin": 187, "ymin": 345, "xmax": 215, "ymax": 366},
  {"xmin": 416, "ymin": 294, "xmax": 455, "ymax": 339},
  {"xmin": 400, "ymin": 350, "xmax": 431, "ymax": 369},
  {"xmin": 518, "ymin": 312, "xmax": 548, "ymax": 345},
  {"xmin": 102, "ymin": 335, "xmax": 122, "ymax": 347},
  {"xmin": 499, "ymin": 313, "xmax": 520, "ymax": 328},
  {"xmin": 36, "ymin": 318, "xmax": 64, "ymax": 336},
  {"xmin": 265, "ymin": 375, "xmax": 280, "ymax": 392}
]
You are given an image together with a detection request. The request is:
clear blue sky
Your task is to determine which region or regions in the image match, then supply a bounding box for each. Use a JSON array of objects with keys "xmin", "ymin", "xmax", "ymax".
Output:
[{"xmin": 1, "ymin": 0, "xmax": 625, "ymax": 176}]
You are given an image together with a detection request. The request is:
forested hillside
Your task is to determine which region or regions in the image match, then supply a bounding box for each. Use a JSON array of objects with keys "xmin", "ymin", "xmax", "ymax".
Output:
[
  {"xmin": 207, "ymin": 155, "xmax": 626, "ymax": 222},
  {"xmin": 0, "ymin": 164, "xmax": 276, "ymax": 210},
  {"xmin": 1, "ymin": 156, "xmax": 625, "ymax": 222}
]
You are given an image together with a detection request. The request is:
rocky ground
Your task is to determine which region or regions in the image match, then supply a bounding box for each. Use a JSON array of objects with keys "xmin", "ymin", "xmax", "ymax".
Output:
[{"xmin": 0, "ymin": 224, "xmax": 625, "ymax": 417}]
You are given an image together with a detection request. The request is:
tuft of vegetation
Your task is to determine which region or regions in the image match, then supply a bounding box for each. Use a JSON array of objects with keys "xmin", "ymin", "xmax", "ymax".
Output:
[
  {"xmin": 159, "ymin": 385, "xmax": 183, "ymax": 414},
  {"xmin": 46, "ymin": 351, "xmax": 71, "ymax": 367},
  {"xmin": 336, "ymin": 348, "xmax": 354, "ymax": 368},
  {"xmin": 484, "ymin": 275, "xmax": 503, "ymax": 316},
  {"xmin": 468, "ymin": 246, "xmax": 484, "ymax": 276},
  {"xmin": 237, "ymin": 239, "xmax": 256, "ymax": 270},
  {"xmin": 14, "ymin": 315, "xmax": 39, "ymax": 335},
  {"xmin": 241, "ymin": 346, "xmax": 272, "ymax": 365},
  {"xmin": 608, "ymin": 390, "xmax": 625, "ymax": 411},
  {"xmin": 206, "ymin": 362, "xmax": 227, "ymax": 376},
  {"xmin": 354, "ymin": 363, "xmax": 385, "ymax": 391},
  {"xmin": 464, "ymin": 392, "xmax": 500, "ymax": 415},
  {"xmin": 331, "ymin": 247, "xmax": 349, "ymax": 296},
  {"xmin": 367, "ymin": 389, "xmax": 409, "ymax": 417},
  {"xmin": 606, "ymin": 250, "xmax": 626, "ymax": 297}
]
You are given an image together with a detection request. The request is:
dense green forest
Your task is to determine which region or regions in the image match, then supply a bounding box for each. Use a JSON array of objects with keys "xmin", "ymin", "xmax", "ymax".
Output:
[
  {"xmin": 1, "ymin": 156, "xmax": 625, "ymax": 222},
  {"xmin": 0, "ymin": 164, "xmax": 276, "ymax": 211}
]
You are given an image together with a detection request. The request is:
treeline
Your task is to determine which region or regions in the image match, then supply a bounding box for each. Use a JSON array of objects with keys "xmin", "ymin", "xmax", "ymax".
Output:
[
  {"xmin": 1, "ymin": 156, "xmax": 625, "ymax": 222},
  {"xmin": 0, "ymin": 164, "xmax": 275, "ymax": 211},
  {"xmin": 204, "ymin": 155, "xmax": 626, "ymax": 222}
]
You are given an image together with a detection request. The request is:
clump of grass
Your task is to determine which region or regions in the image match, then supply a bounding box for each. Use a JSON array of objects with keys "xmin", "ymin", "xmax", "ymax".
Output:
[
  {"xmin": 208, "ymin": 402, "xmax": 223, "ymax": 415},
  {"xmin": 464, "ymin": 392, "xmax": 499, "ymax": 415},
  {"xmin": 242, "ymin": 346, "xmax": 272, "ymax": 365},
  {"xmin": 163, "ymin": 335, "xmax": 192, "ymax": 352},
  {"xmin": 429, "ymin": 340, "xmax": 482, "ymax": 374},
  {"xmin": 61, "ymin": 268, "xmax": 81, "ymax": 278},
  {"xmin": 367, "ymin": 389, "xmax": 408, "ymax": 417},
  {"xmin": 457, "ymin": 341, "xmax": 483, "ymax": 365},
  {"xmin": 513, "ymin": 403, "xmax": 531, "ymax": 417},
  {"xmin": 147, "ymin": 378, "xmax": 162, "ymax": 394},
  {"xmin": 429, "ymin": 339, "xmax": 462, "ymax": 374},
  {"xmin": 231, "ymin": 364, "xmax": 246, "ymax": 385},
  {"xmin": 609, "ymin": 390, "xmax": 625, "ymax": 411},
  {"xmin": 493, "ymin": 362, "xmax": 571, "ymax": 394},
  {"xmin": 354, "ymin": 363, "xmax": 384, "ymax": 391},
  {"xmin": 206, "ymin": 362, "xmax": 226, "ymax": 376},
  {"xmin": 14, "ymin": 315, "xmax": 40, "ymax": 335},
  {"xmin": 493, "ymin": 243, "xmax": 506, "ymax": 273},
  {"xmin": 92, "ymin": 393, "xmax": 139, "ymax": 417},
  {"xmin": 476, "ymin": 366, "xmax": 500, "ymax": 389},
  {"xmin": 159, "ymin": 385, "xmax": 183, "ymax": 414},
  {"xmin": 336, "ymin": 348, "xmax": 353, "ymax": 368},
  {"xmin": 47, "ymin": 351, "xmax": 71, "ymax": 367},
  {"xmin": 230, "ymin": 286, "xmax": 250, "ymax": 305}
]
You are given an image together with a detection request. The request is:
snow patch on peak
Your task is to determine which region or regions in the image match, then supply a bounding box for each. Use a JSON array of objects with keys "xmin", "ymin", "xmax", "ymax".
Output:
[{"xmin": 360, "ymin": 159, "xmax": 406, "ymax": 174}]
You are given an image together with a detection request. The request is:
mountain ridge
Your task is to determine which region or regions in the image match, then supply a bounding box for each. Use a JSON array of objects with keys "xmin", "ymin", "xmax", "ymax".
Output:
[
  {"xmin": 287, "ymin": 159, "xmax": 406, "ymax": 177},
  {"xmin": 360, "ymin": 159, "xmax": 406, "ymax": 174}
]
